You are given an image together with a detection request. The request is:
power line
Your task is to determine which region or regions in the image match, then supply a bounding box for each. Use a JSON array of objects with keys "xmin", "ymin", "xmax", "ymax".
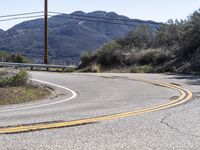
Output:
[
  {"xmin": 50, "ymin": 14, "xmax": 158, "ymax": 28},
  {"xmin": 1, "ymin": 14, "xmax": 138, "ymax": 28},
  {"xmin": 50, "ymin": 11, "xmax": 159, "ymax": 25},
  {"xmin": 0, "ymin": 13, "xmax": 159, "ymax": 28},
  {"xmin": 0, "ymin": 11, "xmax": 159, "ymax": 29},
  {"xmin": 0, "ymin": 15, "xmax": 44, "ymax": 22},
  {"xmin": 0, "ymin": 11, "xmax": 43, "ymax": 18}
]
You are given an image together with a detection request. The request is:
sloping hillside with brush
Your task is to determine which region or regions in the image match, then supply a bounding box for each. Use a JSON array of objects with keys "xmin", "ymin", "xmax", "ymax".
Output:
[{"xmin": 79, "ymin": 9, "xmax": 200, "ymax": 74}]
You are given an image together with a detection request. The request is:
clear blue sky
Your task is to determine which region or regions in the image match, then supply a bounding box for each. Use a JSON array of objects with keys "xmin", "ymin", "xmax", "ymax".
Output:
[{"xmin": 0, "ymin": 0, "xmax": 200, "ymax": 30}]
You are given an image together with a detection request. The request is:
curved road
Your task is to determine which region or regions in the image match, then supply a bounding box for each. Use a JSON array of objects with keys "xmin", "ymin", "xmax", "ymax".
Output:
[{"xmin": 0, "ymin": 72, "xmax": 199, "ymax": 150}]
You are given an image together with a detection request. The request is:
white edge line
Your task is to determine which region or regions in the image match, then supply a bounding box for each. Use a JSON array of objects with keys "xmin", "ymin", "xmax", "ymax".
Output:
[{"xmin": 0, "ymin": 79, "xmax": 77, "ymax": 113}]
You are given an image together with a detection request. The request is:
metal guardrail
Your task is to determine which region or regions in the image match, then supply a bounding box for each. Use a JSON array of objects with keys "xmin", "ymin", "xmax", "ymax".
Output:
[{"xmin": 0, "ymin": 62, "xmax": 76, "ymax": 70}]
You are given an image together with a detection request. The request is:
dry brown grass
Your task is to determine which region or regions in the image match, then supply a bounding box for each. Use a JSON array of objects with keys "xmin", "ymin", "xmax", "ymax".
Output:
[{"xmin": 0, "ymin": 85, "xmax": 50, "ymax": 106}]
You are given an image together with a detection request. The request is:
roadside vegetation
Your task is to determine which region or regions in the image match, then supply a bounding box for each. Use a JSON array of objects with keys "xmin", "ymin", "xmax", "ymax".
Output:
[
  {"xmin": 0, "ymin": 51, "xmax": 30, "ymax": 63},
  {"xmin": 79, "ymin": 9, "xmax": 200, "ymax": 74},
  {"xmin": 0, "ymin": 70, "xmax": 28, "ymax": 87},
  {"xmin": 0, "ymin": 69, "xmax": 50, "ymax": 106}
]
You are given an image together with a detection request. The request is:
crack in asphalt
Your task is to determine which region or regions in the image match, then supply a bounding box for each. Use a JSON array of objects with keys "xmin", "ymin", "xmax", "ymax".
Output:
[
  {"xmin": 160, "ymin": 113, "xmax": 180, "ymax": 132},
  {"xmin": 160, "ymin": 113, "xmax": 200, "ymax": 139}
]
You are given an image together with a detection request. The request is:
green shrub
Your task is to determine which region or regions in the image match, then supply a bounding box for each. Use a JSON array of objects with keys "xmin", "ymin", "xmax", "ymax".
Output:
[
  {"xmin": 130, "ymin": 65, "xmax": 138, "ymax": 73},
  {"xmin": 12, "ymin": 54, "xmax": 30, "ymax": 63},
  {"xmin": 97, "ymin": 42, "xmax": 122, "ymax": 66},
  {"xmin": 0, "ymin": 77, "xmax": 14, "ymax": 87},
  {"xmin": 81, "ymin": 51, "xmax": 92, "ymax": 66},
  {"xmin": 125, "ymin": 49, "xmax": 160, "ymax": 66},
  {"xmin": 138, "ymin": 50, "xmax": 158, "ymax": 65},
  {"xmin": 117, "ymin": 25, "xmax": 155, "ymax": 49},
  {"xmin": 79, "ymin": 51, "xmax": 97, "ymax": 69},
  {"xmin": 0, "ymin": 52, "xmax": 30, "ymax": 63},
  {"xmin": 0, "ymin": 70, "xmax": 29, "ymax": 87},
  {"xmin": 130, "ymin": 65, "xmax": 153, "ymax": 73},
  {"xmin": 13, "ymin": 70, "xmax": 29, "ymax": 86}
]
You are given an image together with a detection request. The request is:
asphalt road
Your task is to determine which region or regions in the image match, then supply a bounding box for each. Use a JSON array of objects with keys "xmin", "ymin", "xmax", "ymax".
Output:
[{"xmin": 0, "ymin": 72, "xmax": 199, "ymax": 150}]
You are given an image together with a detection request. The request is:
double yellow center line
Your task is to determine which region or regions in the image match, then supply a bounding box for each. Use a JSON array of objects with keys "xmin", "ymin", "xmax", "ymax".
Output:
[{"xmin": 0, "ymin": 77, "xmax": 193, "ymax": 134}]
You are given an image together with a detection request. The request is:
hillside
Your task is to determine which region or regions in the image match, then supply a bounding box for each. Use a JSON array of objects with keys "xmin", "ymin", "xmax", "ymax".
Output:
[
  {"xmin": 0, "ymin": 11, "xmax": 160, "ymax": 64},
  {"xmin": 79, "ymin": 9, "xmax": 200, "ymax": 74}
]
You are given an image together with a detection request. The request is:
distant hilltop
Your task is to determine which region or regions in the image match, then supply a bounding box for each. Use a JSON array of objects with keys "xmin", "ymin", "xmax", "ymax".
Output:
[{"xmin": 0, "ymin": 11, "xmax": 160, "ymax": 64}]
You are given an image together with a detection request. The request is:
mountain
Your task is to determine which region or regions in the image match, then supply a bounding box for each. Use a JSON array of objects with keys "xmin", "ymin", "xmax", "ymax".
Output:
[{"xmin": 0, "ymin": 11, "xmax": 160, "ymax": 64}]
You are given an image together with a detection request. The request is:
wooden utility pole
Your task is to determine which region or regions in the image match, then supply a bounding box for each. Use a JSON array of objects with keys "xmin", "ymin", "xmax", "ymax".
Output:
[{"xmin": 44, "ymin": 0, "xmax": 48, "ymax": 64}]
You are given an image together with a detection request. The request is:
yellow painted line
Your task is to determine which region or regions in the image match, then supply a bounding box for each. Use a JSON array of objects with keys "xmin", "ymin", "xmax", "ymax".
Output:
[{"xmin": 0, "ymin": 77, "xmax": 193, "ymax": 134}]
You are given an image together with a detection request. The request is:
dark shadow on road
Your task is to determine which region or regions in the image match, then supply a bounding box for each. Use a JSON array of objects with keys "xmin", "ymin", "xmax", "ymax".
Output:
[{"xmin": 167, "ymin": 74, "xmax": 200, "ymax": 86}]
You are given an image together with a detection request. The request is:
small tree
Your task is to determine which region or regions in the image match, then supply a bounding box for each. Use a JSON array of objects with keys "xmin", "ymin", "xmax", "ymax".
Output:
[
  {"xmin": 97, "ymin": 42, "xmax": 122, "ymax": 66},
  {"xmin": 80, "ymin": 51, "xmax": 93, "ymax": 67}
]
